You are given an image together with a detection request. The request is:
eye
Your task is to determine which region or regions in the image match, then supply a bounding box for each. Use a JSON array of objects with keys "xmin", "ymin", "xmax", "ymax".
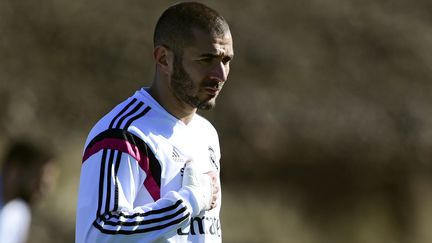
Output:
[
  {"xmin": 199, "ymin": 57, "xmax": 213, "ymax": 64},
  {"xmin": 222, "ymin": 56, "xmax": 231, "ymax": 65}
]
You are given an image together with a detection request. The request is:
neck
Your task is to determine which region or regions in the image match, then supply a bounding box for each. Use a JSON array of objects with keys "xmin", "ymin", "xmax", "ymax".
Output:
[{"xmin": 149, "ymin": 74, "xmax": 196, "ymax": 125}]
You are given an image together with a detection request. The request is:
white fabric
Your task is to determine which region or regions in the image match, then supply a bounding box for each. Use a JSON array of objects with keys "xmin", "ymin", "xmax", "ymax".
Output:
[
  {"xmin": 76, "ymin": 88, "xmax": 222, "ymax": 243},
  {"xmin": 0, "ymin": 199, "xmax": 31, "ymax": 243},
  {"xmin": 182, "ymin": 162, "xmax": 213, "ymax": 213}
]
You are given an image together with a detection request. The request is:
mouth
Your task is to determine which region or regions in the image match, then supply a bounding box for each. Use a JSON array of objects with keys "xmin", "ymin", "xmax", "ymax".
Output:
[
  {"xmin": 202, "ymin": 80, "xmax": 224, "ymax": 96},
  {"xmin": 204, "ymin": 86, "xmax": 220, "ymax": 96}
]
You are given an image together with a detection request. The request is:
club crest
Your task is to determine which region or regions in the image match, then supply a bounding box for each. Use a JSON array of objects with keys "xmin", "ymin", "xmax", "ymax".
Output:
[{"xmin": 208, "ymin": 146, "xmax": 219, "ymax": 171}]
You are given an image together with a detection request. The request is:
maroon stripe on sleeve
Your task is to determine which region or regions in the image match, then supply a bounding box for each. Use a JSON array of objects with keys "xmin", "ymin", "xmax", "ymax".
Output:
[
  {"xmin": 83, "ymin": 131, "xmax": 161, "ymax": 201},
  {"xmin": 82, "ymin": 138, "xmax": 141, "ymax": 163}
]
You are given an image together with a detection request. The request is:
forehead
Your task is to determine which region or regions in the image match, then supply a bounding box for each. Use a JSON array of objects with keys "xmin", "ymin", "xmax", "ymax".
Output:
[{"xmin": 185, "ymin": 28, "xmax": 234, "ymax": 56}]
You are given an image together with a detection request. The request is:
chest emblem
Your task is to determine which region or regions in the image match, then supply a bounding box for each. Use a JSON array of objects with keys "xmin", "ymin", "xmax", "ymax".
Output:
[{"xmin": 208, "ymin": 146, "xmax": 219, "ymax": 171}]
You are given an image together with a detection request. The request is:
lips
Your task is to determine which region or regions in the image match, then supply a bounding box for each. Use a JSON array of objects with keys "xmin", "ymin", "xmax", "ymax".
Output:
[
  {"xmin": 204, "ymin": 87, "xmax": 220, "ymax": 96},
  {"xmin": 202, "ymin": 80, "xmax": 223, "ymax": 96}
]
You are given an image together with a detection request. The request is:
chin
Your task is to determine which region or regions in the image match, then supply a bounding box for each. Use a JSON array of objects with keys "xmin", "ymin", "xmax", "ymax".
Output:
[{"xmin": 198, "ymin": 99, "xmax": 217, "ymax": 110}]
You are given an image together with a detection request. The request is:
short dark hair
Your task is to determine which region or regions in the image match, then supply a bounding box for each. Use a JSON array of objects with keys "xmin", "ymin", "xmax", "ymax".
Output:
[
  {"xmin": 2, "ymin": 141, "xmax": 53, "ymax": 171},
  {"xmin": 1, "ymin": 140, "xmax": 54, "ymax": 203},
  {"xmin": 153, "ymin": 2, "xmax": 230, "ymax": 55}
]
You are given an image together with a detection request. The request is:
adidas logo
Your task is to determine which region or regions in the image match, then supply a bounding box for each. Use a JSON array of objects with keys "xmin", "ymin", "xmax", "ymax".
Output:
[{"xmin": 172, "ymin": 147, "xmax": 184, "ymax": 163}]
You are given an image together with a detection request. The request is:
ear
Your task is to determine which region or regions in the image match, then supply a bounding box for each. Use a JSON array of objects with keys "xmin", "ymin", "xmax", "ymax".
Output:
[{"xmin": 154, "ymin": 45, "xmax": 173, "ymax": 74}]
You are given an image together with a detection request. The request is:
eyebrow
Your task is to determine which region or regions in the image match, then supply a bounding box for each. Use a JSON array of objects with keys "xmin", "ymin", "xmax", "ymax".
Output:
[{"xmin": 199, "ymin": 52, "xmax": 234, "ymax": 60}]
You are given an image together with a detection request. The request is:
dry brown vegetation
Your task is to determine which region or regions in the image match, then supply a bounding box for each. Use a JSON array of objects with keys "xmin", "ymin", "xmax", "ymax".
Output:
[{"xmin": 1, "ymin": 0, "xmax": 432, "ymax": 242}]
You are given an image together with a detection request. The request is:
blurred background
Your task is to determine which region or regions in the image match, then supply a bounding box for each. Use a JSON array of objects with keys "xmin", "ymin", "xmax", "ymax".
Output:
[{"xmin": 1, "ymin": 0, "xmax": 432, "ymax": 242}]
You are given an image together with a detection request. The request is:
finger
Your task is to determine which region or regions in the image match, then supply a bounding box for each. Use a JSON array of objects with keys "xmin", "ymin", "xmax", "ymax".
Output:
[
  {"xmin": 205, "ymin": 171, "xmax": 217, "ymax": 182},
  {"xmin": 213, "ymin": 184, "xmax": 220, "ymax": 194},
  {"xmin": 212, "ymin": 189, "xmax": 218, "ymax": 202},
  {"xmin": 211, "ymin": 200, "xmax": 217, "ymax": 209}
]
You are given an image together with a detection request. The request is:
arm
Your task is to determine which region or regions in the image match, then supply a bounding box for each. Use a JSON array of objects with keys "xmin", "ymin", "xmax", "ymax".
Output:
[{"xmin": 76, "ymin": 129, "xmax": 211, "ymax": 242}]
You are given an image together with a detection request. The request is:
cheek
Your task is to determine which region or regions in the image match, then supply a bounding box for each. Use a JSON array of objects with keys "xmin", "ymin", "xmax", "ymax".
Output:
[
  {"xmin": 187, "ymin": 74, "xmax": 206, "ymax": 91},
  {"xmin": 184, "ymin": 63, "xmax": 208, "ymax": 81}
]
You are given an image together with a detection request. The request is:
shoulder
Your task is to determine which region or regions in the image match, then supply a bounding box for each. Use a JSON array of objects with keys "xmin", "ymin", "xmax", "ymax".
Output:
[{"xmin": 84, "ymin": 90, "xmax": 156, "ymax": 145}]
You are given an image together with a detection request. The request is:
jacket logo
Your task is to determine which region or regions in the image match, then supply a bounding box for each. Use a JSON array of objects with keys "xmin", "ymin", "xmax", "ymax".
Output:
[
  {"xmin": 177, "ymin": 216, "xmax": 221, "ymax": 237},
  {"xmin": 172, "ymin": 147, "xmax": 184, "ymax": 163}
]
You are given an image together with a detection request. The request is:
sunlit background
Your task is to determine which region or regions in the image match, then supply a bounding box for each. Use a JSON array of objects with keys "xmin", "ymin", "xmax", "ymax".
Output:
[{"xmin": 1, "ymin": 0, "xmax": 432, "ymax": 242}]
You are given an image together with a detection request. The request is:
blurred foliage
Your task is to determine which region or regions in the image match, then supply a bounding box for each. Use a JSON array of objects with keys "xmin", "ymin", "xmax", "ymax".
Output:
[{"xmin": 1, "ymin": 0, "xmax": 432, "ymax": 242}]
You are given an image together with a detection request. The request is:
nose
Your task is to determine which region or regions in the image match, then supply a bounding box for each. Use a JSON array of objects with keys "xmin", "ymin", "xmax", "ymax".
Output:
[{"xmin": 210, "ymin": 61, "xmax": 229, "ymax": 82}]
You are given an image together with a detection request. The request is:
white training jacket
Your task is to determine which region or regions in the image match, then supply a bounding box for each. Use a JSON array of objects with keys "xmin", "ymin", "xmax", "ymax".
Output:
[{"xmin": 76, "ymin": 88, "xmax": 222, "ymax": 243}]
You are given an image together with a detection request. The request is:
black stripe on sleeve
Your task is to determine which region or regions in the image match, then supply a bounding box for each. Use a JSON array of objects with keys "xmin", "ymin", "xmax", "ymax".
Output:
[
  {"xmin": 104, "ymin": 149, "xmax": 116, "ymax": 214},
  {"xmin": 113, "ymin": 150, "xmax": 123, "ymax": 212},
  {"xmin": 96, "ymin": 149, "xmax": 108, "ymax": 218},
  {"xmin": 85, "ymin": 129, "xmax": 132, "ymax": 152},
  {"xmin": 108, "ymin": 199, "xmax": 184, "ymax": 219},
  {"xmin": 93, "ymin": 213, "xmax": 190, "ymax": 235},
  {"xmin": 123, "ymin": 106, "xmax": 152, "ymax": 128},
  {"xmin": 93, "ymin": 200, "xmax": 188, "ymax": 233},
  {"xmin": 148, "ymin": 144, "xmax": 161, "ymax": 187},
  {"xmin": 103, "ymin": 205, "xmax": 187, "ymax": 227},
  {"xmin": 109, "ymin": 98, "xmax": 137, "ymax": 129},
  {"xmin": 115, "ymin": 102, "xmax": 144, "ymax": 129}
]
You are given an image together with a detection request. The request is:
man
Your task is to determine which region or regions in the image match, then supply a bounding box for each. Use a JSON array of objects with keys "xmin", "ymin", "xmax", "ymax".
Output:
[
  {"xmin": 0, "ymin": 140, "xmax": 55, "ymax": 243},
  {"xmin": 76, "ymin": 2, "xmax": 233, "ymax": 242}
]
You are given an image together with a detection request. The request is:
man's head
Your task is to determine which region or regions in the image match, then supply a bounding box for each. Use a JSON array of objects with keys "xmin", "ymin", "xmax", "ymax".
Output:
[
  {"xmin": 153, "ymin": 2, "xmax": 234, "ymax": 110},
  {"xmin": 154, "ymin": 2, "xmax": 230, "ymax": 56}
]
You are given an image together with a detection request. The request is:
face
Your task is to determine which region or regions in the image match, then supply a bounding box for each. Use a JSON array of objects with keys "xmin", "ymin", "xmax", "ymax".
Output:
[{"xmin": 170, "ymin": 28, "xmax": 234, "ymax": 110}]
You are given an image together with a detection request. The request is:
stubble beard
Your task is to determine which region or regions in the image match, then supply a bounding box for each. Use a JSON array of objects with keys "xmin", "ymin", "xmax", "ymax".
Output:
[{"xmin": 171, "ymin": 55, "xmax": 217, "ymax": 110}]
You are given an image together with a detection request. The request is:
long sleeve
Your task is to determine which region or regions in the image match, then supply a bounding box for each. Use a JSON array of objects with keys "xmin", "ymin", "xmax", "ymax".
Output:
[{"xmin": 75, "ymin": 129, "xmax": 197, "ymax": 243}]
